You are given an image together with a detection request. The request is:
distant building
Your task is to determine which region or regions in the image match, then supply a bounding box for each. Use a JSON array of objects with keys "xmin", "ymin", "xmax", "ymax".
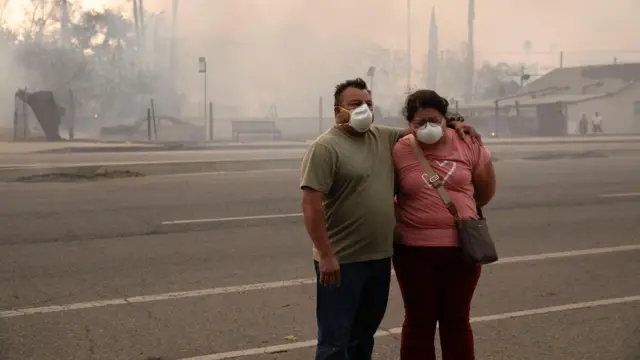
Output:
[
  {"xmin": 479, "ymin": 80, "xmax": 520, "ymax": 100},
  {"xmin": 460, "ymin": 63, "xmax": 640, "ymax": 136}
]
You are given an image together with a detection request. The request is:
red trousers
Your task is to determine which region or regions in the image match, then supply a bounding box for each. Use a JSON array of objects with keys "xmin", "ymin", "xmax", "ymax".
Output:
[{"xmin": 392, "ymin": 244, "xmax": 482, "ymax": 360}]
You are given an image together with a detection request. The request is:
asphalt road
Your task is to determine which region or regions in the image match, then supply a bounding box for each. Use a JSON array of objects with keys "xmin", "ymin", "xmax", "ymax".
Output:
[
  {"xmin": 1, "ymin": 155, "xmax": 639, "ymax": 360},
  {"xmin": 0, "ymin": 141, "xmax": 639, "ymax": 167}
]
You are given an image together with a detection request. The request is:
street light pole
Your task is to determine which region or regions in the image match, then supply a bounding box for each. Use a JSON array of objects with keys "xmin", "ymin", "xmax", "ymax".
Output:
[
  {"xmin": 198, "ymin": 57, "xmax": 208, "ymax": 141},
  {"xmin": 205, "ymin": 73, "xmax": 208, "ymax": 141}
]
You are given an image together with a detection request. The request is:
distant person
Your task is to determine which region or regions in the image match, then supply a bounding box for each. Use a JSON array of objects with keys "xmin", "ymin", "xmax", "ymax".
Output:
[
  {"xmin": 578, "ymin": 113, "xmax": 588, "ymax": 136},
  {"xmin": 300, "ymin": 78, "xmax": 481, "ymax": 360},
  {"xmin": 592, "ymin": 111, "xmax": 604, "ymax": 133},
  {"xmin": 392, "ymin": 89, "xmax": 496, "ymax": 360}
]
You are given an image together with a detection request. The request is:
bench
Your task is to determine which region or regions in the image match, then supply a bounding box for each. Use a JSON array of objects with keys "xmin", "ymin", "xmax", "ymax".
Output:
[{"xmin": 231, "ymin": 120, "xmax": 281, "ymax": 141}]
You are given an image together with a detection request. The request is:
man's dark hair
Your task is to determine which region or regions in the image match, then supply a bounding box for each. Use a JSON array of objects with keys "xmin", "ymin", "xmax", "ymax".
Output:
[
  {"xmin": 334, "ymin": 78, "xmax": 369, "ymax": 106},
  {"xmin": 402, "ymin": 89, "xmax": 449, "ymax": 122}
]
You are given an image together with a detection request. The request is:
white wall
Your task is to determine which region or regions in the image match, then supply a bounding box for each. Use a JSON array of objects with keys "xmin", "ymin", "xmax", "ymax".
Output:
[{"xmin": 566, "ymin": 83, "xmax": 640, "ymax": 134}]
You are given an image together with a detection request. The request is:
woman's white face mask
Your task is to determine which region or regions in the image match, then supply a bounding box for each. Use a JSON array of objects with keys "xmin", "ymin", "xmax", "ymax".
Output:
[{"xmin": 415, "ymin": 121, "xmax": 444, "ymax": 144}]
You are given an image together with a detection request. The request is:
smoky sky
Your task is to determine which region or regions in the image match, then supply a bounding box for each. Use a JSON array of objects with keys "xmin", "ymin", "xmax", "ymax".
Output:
[
  {"xmin": 3, "ymin": 0, "xmax": 639, "ymax": 118},
  {"xmin": 143, "ymin": 0, "xmax": 640, "ymax": 116}
]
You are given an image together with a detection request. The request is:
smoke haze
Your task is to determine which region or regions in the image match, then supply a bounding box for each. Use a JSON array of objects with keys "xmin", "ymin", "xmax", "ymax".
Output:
[
  {"xmin": 2, "ymin": 0, "xmax": 639, "ymax": 119},
  {"xmin": 134, "ymin": 0, "xmax": 640, "ymax": 116}
]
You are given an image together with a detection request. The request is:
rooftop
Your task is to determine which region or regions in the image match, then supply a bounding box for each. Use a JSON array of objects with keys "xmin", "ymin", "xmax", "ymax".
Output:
[{"xmin": 462, "ymin": 63, "xmax": 640, "ymax": 110}]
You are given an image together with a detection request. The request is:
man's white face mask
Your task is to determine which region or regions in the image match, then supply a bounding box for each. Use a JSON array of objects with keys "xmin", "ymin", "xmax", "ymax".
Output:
[
  {"xmin": 340, "ymin": 104, "xmax": 373, "ymax": 133},
  {"xmin": 416, "ymin": 122, "xmax": 444, "ymax": 144}
]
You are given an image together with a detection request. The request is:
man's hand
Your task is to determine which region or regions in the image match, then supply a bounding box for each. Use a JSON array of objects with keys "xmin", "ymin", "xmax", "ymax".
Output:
[
  {"xmin": 318, "ymin": 254, "xmax": 340, "ymax": 288},
  {"xmin": 450, "ymin": 121, "xmax": 483, "ymax": 145}
]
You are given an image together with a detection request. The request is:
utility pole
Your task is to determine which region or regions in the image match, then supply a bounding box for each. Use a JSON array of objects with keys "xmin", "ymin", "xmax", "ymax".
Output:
[
  {"xmin": 133, "ymin": 0, "xmax": 140, "ymax": 49},
  {"xmin": 60, "ymin": 0, "xmax": 69, "ymax": 47},
  {"xmin": 406, "ymin": 0, "xmax": 412, "ymax": 93},
  {"xmin": 426, "ymin": 6, "xmax": 439, "ymax": 90},
  {"xmin": 170, "ymin": 0, "xmax": 178, "ymax": 74},
  {"xmin": 465, "ymin": 0, "xmax": 475, "ymax": 103},
  {"xmin": 139, "ymin": 0, "xmax": 146, "ymax": 52},
  {"xmin": 199, "ymin": 57, "xmax": 208, "ymax": 140}
]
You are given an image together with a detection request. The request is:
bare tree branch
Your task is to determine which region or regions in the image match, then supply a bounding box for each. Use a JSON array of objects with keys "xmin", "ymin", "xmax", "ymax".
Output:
[{"xmin": 0, "ymin": 0, "xmax": 11, "ymax": 22}]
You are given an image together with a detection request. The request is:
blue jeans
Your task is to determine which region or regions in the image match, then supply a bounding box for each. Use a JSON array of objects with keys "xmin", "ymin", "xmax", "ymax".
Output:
[{"xmin": 314, "ymin": 258, "xmax": 391, "ymax": 360}]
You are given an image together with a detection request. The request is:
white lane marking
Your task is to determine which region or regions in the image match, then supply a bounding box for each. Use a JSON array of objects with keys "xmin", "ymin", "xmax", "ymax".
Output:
[
  {"xmin": 599, "ymin": 192, "xmax": 640, "ymax": 198},
  {"xmin": 157, "ymin": 169, "xmax": 298, "ymax": 178},
  {"xmin": 1, "ymin": 244, "xmax": 638, "ymax": 319},
  {"xmin": 161, "ymin": 213, "xmax": 303, "ymax": 225},
  {"xmin": 0, "ymin": 278, "xmax": 316, "ymax": 318},
  {"xmin": 160, "ymin": 186, "xmax": 635, "ymax": 225},
  {"xmin": 181, "ymin": 295, "xmax": 640, "ymax": 360},
  {"xmin": 495, "ymin": 244, "xmax": 640, "ymax": 264}
]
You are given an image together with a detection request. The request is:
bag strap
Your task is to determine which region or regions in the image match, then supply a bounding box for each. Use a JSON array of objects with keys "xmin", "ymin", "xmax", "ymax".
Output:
[{"xmin": 408, "ymin": 135, "xmax": 460, "ymax": 220}]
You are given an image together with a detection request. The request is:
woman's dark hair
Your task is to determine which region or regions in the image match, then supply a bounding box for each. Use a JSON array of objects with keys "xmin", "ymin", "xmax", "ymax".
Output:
[{"xmin": 402, "ymin": 89, "xmax": 449, "ymax": 122}]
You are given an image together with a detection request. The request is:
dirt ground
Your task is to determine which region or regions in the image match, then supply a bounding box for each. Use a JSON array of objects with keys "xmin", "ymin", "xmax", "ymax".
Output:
[{"xmin": 0, "ymin": 128, "xmax": 13, "ymax": 141}]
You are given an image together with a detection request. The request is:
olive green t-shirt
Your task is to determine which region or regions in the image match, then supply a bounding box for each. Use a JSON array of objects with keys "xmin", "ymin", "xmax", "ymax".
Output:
[{"xmin": 300, "ymin": 125, "xmax": 405, "ymax": 264}]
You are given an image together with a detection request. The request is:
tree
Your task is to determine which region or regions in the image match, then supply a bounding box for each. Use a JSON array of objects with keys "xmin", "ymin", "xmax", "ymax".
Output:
[
  {"xmin": 433, "ymin": 42, "xmax": 540, "ymax": 102},
  {"xmin": 475, "ymin": 62, "xmax": 520, "ymax": 100},
  {"xmin": 15, "ymin": 0, "xmax": 76, "ymax": 42},
  {"xmin": 362, "ymin": 46, "xmax": 410, "ymax": 115},
  {"xmin": 70, "ymin": 9, "xmax": 136, "ymax": 58},
  {"xmin": 68, "ymin": 9, "xmax": 143, "ymax": 117},
  {"xmin": 435, "ymin": 45, "xmax": 468, "ymax": 101},
  {"xmin": 1, "ymin": 1, "xmax": 178, "ymax": 123}
]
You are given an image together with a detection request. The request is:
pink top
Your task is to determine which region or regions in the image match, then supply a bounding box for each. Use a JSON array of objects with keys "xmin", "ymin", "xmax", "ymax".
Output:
[{"xmin": 393, "ymin": 129, "xmax": 492, "ymax": 247}]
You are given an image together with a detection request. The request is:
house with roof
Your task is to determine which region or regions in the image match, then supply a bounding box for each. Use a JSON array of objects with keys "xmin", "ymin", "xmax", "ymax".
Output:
[{"xmin": 460, "ymin": 63, "xmax": 640, "ymax": 136}]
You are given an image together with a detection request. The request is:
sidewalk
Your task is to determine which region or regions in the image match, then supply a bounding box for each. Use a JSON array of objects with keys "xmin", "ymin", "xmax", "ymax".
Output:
[
  {"xmin": 484, "ymin": 135, "xmax": 640, "ymax": 144},
  {"xmin": 0, "ymin": 140, "xmax": 312, "ymax": 154}
]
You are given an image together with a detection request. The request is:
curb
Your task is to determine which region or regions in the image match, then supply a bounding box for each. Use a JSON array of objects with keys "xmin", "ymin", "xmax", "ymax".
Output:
[
  {"xmin": 485, "ymin": 138, "xmax": 640, "ymax": 146},
  {"xmin": 8, "ymin": 137, "xmax": 640, "ymax": 155}
]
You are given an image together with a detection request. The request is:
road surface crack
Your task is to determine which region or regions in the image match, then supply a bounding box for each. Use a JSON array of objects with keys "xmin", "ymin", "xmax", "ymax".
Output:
[
  {"xmin": 123, "ymin": 296, "xmax": 169, "ymax": 327},
  {"xmin": 84, "ymin": 324, "xmax": 96, "ymax": 358}
]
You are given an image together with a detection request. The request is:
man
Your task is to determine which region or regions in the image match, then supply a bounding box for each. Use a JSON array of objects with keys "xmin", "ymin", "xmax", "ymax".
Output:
[
  {"xmin": 300, "ymin": 78, "xmax": 480, "ymax": 360},
  {"xmin": 592, "ymin": 111, "xmax": 604, "ymax": 133}
]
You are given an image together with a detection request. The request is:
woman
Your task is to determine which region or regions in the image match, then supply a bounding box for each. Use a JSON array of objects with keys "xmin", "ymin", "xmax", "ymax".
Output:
[{"xmin": 392, "ymin": 90, "xmax": 496, "ymax": 360}]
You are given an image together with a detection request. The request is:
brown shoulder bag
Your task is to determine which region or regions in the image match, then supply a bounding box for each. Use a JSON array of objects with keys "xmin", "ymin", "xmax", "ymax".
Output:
[{"xmin": 409, "ymin": 135, "xmax": 498, "ymax": 265}]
